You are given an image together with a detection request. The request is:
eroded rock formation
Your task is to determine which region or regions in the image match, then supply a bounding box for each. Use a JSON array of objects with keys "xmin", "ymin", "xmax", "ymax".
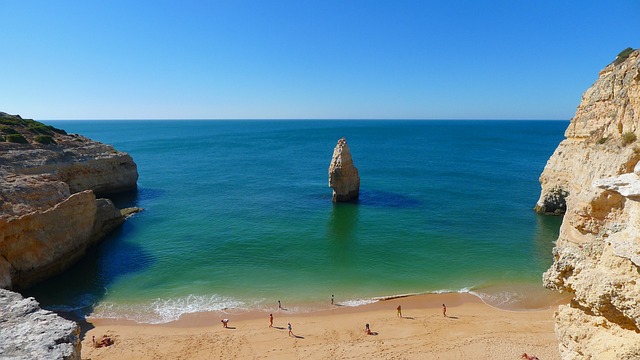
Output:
[
  {"xmin": 328, "ymin": 137, "xmax": 360, "ymax": 202},
  {"xmin": 0, "ymin": 288, "xmax": 81, "ymax": 359},
  {"xmin": 0, "ymin": 112, "xmax": 139, "ymax": 290},
  {"xmin": 538, "ymin": 49, "xmax": 640, "ymax": 358}
]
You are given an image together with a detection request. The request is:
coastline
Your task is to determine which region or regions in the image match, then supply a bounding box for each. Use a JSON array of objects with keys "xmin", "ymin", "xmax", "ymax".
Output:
[{"xmin": 82, "ymin": 292, "xmax": 567, "ymax": 359}]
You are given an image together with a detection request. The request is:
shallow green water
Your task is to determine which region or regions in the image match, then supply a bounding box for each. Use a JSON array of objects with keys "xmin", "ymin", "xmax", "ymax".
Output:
[{"xmin": 27, "ymin": 120, "xmax": 566, "ymax": 323}]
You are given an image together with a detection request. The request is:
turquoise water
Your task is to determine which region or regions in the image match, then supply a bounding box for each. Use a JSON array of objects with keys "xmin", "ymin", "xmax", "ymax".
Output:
[{"xmin": 27, "ymin": 120, "xmax": 566, "ymax": 323}]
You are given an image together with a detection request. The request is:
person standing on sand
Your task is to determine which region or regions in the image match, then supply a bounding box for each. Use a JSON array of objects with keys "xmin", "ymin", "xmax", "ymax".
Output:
[
  {"xmin": 278, "ymin": 300, "xmax": 282, "ymax": 310},
  {"xmin": 269, "ymin": 314, "xmax": 273, "ymax": 327},
  {"xmin": 221, "ymin": 319, "xmax": 229, "ymax": 328},
  {"xmin": 397, "ymin": 305, "xmax": 402, "ymax": 318},
  {"xmin": 442, "ymin": 304, "xmax": 447, "ymax": 317},
  {"xmin": 288, "ymin": 322, "xmax": 293, "ymax": 337},
  {"xmin": 331, "ymin": 294, "xmax": 334, "ymax": 305}
]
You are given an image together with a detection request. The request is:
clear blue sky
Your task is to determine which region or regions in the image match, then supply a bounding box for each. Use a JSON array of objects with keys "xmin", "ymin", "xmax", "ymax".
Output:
[{"xmin": 1, "ymin": 1, "xmax": 639, "ymax": 120}]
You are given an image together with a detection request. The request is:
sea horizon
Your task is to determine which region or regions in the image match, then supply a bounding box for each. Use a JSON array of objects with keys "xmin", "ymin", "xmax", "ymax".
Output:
[{"xmin": 25, "ymin": 119, "xmax": 568, "ymax": 324}]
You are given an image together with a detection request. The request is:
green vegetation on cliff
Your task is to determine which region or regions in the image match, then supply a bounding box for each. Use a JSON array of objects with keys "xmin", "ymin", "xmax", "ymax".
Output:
[
  {"xmin": 0, "ymin": 112, "xmax": 66, "ymax": 145},
  {"xmin": 613, "ymin": 47, "xmax": 635, "ymax": 66}
]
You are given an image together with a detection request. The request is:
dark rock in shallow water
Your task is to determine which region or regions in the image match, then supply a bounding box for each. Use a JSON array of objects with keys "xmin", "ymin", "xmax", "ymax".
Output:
[{"xmin": 0, "ymin": 288, "xmax": 81, "ymax": 360}]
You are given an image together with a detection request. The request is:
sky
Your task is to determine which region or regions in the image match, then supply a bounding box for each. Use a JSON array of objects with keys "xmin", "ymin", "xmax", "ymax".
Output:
[{"xmin": 1, "ymin": 1, "xmax": 639, "ymax": 120}]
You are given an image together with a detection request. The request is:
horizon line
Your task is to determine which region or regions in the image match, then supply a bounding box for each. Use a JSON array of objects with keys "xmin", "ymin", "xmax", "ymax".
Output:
[{"xmin": 41, "ymin": 118, "xmax": 570, "ymax": 121}]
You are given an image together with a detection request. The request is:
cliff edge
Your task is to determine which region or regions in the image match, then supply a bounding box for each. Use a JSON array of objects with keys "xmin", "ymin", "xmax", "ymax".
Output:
[
  {"xmin": 0, "ymin": 113, "xmax": 139, "ymax": 290},
  {"xmin": 538, "ymin": 48, "xmax": 640, "ymax": 358}
]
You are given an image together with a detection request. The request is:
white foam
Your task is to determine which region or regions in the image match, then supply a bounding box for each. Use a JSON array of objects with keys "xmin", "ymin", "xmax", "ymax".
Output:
[
  {"xmin": 337, "ymin": 298, "xmax": 378, "ymax": 307},
  {"xmin": 89, "ymin": 294, "xmax": 247, "ymax": 324}
]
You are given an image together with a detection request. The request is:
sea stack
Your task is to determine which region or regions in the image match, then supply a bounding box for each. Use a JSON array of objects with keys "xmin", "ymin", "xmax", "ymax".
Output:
[
  {"xmin": 328, "ymin": 137, "xmax": 360, "ymax": 202},
  {"xmin": 537, "ymin": 48, "xmax": 640, "ymax": 358}
]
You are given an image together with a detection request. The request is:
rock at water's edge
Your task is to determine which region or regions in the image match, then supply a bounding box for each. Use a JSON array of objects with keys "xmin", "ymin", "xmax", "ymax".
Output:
[
  {"xmin": 0, "ymin": 112, "xmax": 140, "ymax": 290},
  {"xmin": 328, "ymin": 137, "xmax": 360, "ymax": 202},
  {"xmin": 0, "ymin": 288, "xmax": 81, "ymax": 360}
]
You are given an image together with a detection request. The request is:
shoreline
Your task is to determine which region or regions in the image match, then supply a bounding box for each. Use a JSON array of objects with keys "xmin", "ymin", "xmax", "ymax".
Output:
[
  {"xmin": 81, "ymin": 292, "xmax": 568, "ymax": 359},
  {"xmin": 75, "ymin": 283, "xmax": 569, "ymax": 325}
]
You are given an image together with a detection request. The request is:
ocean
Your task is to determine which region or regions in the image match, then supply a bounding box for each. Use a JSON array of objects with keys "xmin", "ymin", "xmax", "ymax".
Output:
[{"xmin": 27, "ymin": 120, "xmax": 567, "ymax": 323}]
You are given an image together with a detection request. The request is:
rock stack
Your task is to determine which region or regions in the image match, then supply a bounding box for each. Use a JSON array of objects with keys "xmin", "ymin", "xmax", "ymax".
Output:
[{"xmin": 328, "ymin": 137, "xmax": 360, "ymax": 202}]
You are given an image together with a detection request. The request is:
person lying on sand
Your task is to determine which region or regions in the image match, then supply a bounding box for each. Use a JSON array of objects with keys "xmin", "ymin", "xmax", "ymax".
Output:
[{"xmin": 92, "ymin": 335, "xmax": 114, "ymax": 348}]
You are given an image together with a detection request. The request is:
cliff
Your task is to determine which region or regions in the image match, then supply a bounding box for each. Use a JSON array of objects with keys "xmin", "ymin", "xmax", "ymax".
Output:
[
  {"xmin": 537, "ymin": 49, "xmax": 640, "ymax": 358},
  {"xmin": 0, "ymin": 112, "xmax": 139, "ymax": 290},
  {"xmin": 328, "ymin": 137, "xmax": 360, "ymax": 202}
]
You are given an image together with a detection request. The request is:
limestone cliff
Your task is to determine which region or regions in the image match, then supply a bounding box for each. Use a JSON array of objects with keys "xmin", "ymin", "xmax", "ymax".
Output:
[
  {"xmin": 538, "ymin": 49, "xmax": 640, "ymax": 358},
  {"xmin": 0, "ymin": 113, "xmax": 139, "ymax": 290},
  {"xmin": 0, "ymin": 288, "xmax": 81, "ymax": 359},
  {"xmin": 328, "ymin": 137, "xmax": 360, "ymax": 202}
]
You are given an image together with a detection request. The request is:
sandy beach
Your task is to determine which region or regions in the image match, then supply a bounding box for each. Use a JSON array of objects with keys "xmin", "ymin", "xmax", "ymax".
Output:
[{"xmin": 81, "ymin": 292, "xmax": 564, "ymax": 359}]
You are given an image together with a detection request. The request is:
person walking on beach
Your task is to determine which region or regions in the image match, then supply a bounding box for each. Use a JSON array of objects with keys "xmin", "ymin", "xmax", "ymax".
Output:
[
  {"xmin": 269, "ymin": 314, "xmax": 273, "ymax": 327},
  {"xmin": 397, "ymin": 305, "xmax": 402, "ymax": 318},
  {"xmin": 278, "ymin": 300, "xmax": 282, "ymax": 310},
  {"xmin": 221, "ymin": 319, "xmax": 229, "ymax": 328},
  {"xmin": 288, "ymin": 322, "xmax": 293, "ymax": 337},
  {"xmin": 331, "ymin": 294, "xmax": 334, "ymax": 305},
  {"xmin": 442, "ymin": 304, "xmax": 447, "ymax": 317}
]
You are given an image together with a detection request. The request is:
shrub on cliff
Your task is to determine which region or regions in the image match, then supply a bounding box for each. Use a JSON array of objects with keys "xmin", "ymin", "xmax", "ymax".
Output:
[
  {"xmin": 6, "ymin": 134, "xmax": 28, "ymax": 143},
  {"xmin": 622, "ymin": 131, "xmax": 637, "ymax": 146},
  {"xmin": 613, "ymin": 47, "xmax": 635, "ymax": 66},
  {"xmin": 28, "ymin": 122, "xmax": 66, "ymax": 135},
  {"xmin": 35, "ymin": 135, "xmax": 56, "ymax": 144},
  {"xmin": 0, "ymin": 126, "xmax": 19, "ymax": 135},
  {"xmin": 0, "ymin": 113, "xmax": 66, "ymax": 135}
]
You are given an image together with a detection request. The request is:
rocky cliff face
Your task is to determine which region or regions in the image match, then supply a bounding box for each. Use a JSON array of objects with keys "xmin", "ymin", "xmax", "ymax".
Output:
[
  {"xmin": 538, "ymin": 49, "xmax": 640, "ymax": 358},
  {"xmin": 328, "ymin": 137, "xmax": 360, "ymax": 202},
  {"xmin": 0, "ymin": 288, "xmax": 81, "ymax": 359},
  {"xmin": 0, "ymin": 113, "xmax": 139, "ymax": 290}
]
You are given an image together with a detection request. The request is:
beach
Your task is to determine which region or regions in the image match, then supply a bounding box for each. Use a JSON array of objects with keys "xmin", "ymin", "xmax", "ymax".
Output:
[{"xmin": 82, "ymin": 292, "xmax": 564, "ymax": 359}]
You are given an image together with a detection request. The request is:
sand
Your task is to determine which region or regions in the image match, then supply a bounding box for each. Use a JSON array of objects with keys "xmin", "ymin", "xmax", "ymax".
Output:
[{"xmin": 81, "ymin": 293, "xmax": 563, "ymax": 359}]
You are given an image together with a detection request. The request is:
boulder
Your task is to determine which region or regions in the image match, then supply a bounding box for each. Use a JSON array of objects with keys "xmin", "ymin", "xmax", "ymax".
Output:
[{"xmin": 0, "ymin": 288, "xmax": 81, "ymax": 360}]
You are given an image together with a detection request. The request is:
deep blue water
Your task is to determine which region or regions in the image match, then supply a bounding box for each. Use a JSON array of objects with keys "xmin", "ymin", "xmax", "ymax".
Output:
[{"xmin": 28, "ymin": 120, "xmax": 567, "ymax": 323}]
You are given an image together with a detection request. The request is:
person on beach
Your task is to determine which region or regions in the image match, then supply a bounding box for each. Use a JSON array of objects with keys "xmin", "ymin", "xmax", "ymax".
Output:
[
  {"xmin": 221, "ymin": 319, "xmax": 229, "ymax": 328},
  {"xmin": 397, "ymin": 305, "xmax": 402, "ymax": 318},
  {"xmin": 288, "ymin": 322, "xmax": 293, "ymax": 337},
  {"xmin": 269, "ymin": 314, "xmax": 273, "ymax": 327},
  {"xmin": 365, "ymin": 323, "xmax": 372, "ymax": 335},
  {"xmin": 93, "ymin": 335, "xmax": 113, "ymax": 348},
  {"xmin": 442, "ymin": 304, "xmax": 447, "ymax": 317},
  {"xmin": 278, "ymin": 300, "xmax": 282, "ymax": 310},
  {"xmin": 331, "ymin": 294, "xmax": 334, "ymax": 305},
  {"xmin": 521, "ymin": 353, "xmax": 539, "ymax": 360}
]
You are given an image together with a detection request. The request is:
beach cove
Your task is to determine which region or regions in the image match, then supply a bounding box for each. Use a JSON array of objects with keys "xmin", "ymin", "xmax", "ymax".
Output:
[
  {"xmin": 25, "ymin": 120, "xmax": 568, "ymax": 325},
  {"xmin": 82, "ymin": 292, "xmax": 566, "ymax": 359}
]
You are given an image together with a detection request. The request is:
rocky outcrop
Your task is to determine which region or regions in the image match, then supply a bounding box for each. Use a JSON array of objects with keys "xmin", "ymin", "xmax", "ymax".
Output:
[
  {"xmin": 328, "ymin": 137, "xmax": 360, "ymax": 202},
  {"xmin": 538, "ymin": 49, "xmax": 640, "ymax": 358},
  {"xmin": 0, "ymin": 288, "xmax": 81, "ymax": 359},
  {"xmin": 0, "ymin": 112, "xmax": 139, "ymax": 290}
]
